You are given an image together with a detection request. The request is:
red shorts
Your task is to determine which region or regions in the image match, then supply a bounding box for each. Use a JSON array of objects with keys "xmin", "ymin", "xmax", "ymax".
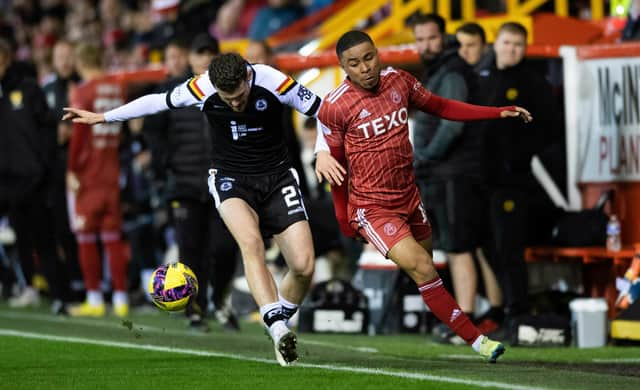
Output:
[
  {"xmin": 69, "ymin": 187, "xmax": 122, "ymax": 233},
  {"xmin": 349, "ymin": 188, "xmax": 432, "ymax": 257}
]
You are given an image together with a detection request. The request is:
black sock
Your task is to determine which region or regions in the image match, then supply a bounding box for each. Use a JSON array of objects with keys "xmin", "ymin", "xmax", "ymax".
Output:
[{"xmin": 263, "ymin": 307, "xmax": 286, "ymax": 327}]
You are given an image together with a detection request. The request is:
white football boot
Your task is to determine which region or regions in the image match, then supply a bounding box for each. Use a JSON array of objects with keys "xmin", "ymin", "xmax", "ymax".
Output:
[{"xmin": 269, "ymin": 321, "xmax": 298, "ymax": 366}]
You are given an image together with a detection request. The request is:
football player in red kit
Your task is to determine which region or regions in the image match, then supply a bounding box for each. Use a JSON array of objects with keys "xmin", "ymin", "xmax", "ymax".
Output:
[
  {"xmin": 66, "ymin": 44, "xmax": 129, "ymax": 317},
  {"xmin": 317, "ymin": 31, "xmax": 532, "ymax": 363}
]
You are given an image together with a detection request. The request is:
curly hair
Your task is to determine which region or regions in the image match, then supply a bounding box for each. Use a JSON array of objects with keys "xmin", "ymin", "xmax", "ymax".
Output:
[{"xmin": 208, "ymin": 53, "xmax": 248, "ymax": 93}]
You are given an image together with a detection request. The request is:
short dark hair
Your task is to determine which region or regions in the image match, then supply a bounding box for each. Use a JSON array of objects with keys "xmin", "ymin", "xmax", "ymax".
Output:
[
  {"xmin": 190, "ymin": 33, "xmax": 220, "ymax": 55},
  {"xmin": 456, "ymin": 22, "xmax": 486, "ymax": 44},
  {"xmin": 409, "ymin": 13, "xmax": 446, "ymax": 34},
  {"xmin": 208, "ymin": 53, "xmax": 248, "ymax": 92},
  {"xmin": 166, "ymin": 39, "xmax": 189, "ymax": 52},
  {"xmin": 497, "ymin": 22, "xmax": 528, "ymax": 40},
  {"xmin": 336, "ymin": 30, "xmax": 374, "ymax": 58}
]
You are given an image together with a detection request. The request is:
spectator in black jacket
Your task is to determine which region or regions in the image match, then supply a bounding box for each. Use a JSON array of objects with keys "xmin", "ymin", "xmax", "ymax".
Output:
[
  {"xmin": 0, "ymin": 38, "xmax": 69, "ymax": 313},
  {"xmin": 475, "ymin": 22, "xmax": 561, "ymax": 330},
  {"xmin": 142, "ymin": 35, "xmax": 240, "ymax": 331},
  {"xmin": 42, "ymin": 39, "xmax": 83, "ymax": 300}
]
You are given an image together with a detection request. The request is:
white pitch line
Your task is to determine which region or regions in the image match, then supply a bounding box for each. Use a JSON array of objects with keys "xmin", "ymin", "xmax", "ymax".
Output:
[
  {"xmin": 302, "ymin": 339, "xmax": 378, "ymax": 353},
  {"xmin": 592, "ymin": 358, "xmax": 640, "ymax": 363},
  {"xmin": 0, "ymin": 310, "xmax": 376, "ymax": 353},
  {"xmin": 0, "ymin": 311, "xmax": 208, "ymax": 337},
  {"xmin": 0, "ymin": 328, "xmax": 547, "ymax": 390}
]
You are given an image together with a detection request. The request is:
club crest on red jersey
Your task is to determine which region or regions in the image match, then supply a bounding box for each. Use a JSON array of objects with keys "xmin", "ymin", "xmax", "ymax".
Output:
[{"xmin": 390, "ymin": 90, "xmax": 401, "ymax": 104}]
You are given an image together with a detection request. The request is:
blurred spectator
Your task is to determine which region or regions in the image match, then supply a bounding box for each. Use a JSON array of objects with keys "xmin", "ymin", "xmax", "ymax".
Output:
[
  {"xmin": 119, "ymin": 111, "xmax": 158, "ymax": 306},
  {"xmin": 410, "ymin": 14, "xmax": 500, "ymax": 342},
  {"xmin": 475, "ymin": 22, "xmax": 561, "ymax": 333},
  {"xmin": 622, "ymin": 0, "xmax": 640, "ymax": 41},
  {"xmin": 245, "ymin": 39, "xmax": 273, "ymax": 65},
  {"xmin": 248, "ymin": 0, "xmax": 304, "ymax": 40},
  {"xmin": 455, "ymin": 22, "xmax": 488, "ymax": 69},
  {"xmin": 66, "ymin": 43, "xmax": 130, "ymax": 318},
  {"xmin": 0, "ymin": 38, "xmax": 70, "ymax": 313},
  {"xmin": 454, "ymin": 22, "xmax": 505, "ymax": 333},
  {"xmin": 211, "ymin": 0, "xmax": 265, "ymax": 40},
  {"xmin": 141, "ymin": 35, "xmax": 241, "ymax": 331},
  {"xmin": 303, "ymin": 0, "xmax": 334, "ymax": 15},
  {"xmin": 42, "ymin": 39, "xmax": 84, "ymax": 299}
]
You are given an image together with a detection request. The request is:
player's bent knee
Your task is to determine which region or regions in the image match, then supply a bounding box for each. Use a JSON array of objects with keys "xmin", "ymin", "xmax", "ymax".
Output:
[
  {"xmin": 237, "ymin": 235, "xmax": 265, "ymax": 259},
  {"xmin": 402, "ymin": 253, "xmax": 436, "ymax": 282},
  {"xmin": 290, "ymin": 252, "xmax": 315, "ymax": 279}
]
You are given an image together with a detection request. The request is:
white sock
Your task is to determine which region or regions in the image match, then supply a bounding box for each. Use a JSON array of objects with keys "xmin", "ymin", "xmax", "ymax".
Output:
[
  {"xmin": 278, "ymin": 294, "xmax": 298, "ymax": 313},
  {"xmin": 259, "ymin": 302, "xmax": 281, "ymax": 324},
  {"xmin": 87, "ymin": 290, "xmax": 103, "ymax": 306},
  {"xmin": 471, "ymin": 335, "xmax": 485, "ymax": 352},
  {"xmin": 112, "ymin": 291, "xmax": 128, "ymax": 306}
]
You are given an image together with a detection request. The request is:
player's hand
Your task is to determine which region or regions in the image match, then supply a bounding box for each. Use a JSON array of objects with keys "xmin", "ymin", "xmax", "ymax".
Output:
[
  {"xmin": 66, "ymin": 172, "xmax": 80, "ymax": 193},
  {"xmin": 315, "ymin": 151, "xmax": 346, "ymax": 186},
  {"xmin": 500, "ymin": 106, "xmax": 532, "ymax": 123},
  {"xmin": 62, "ymin": 107, "xmax": 105, "ymax": 125}
]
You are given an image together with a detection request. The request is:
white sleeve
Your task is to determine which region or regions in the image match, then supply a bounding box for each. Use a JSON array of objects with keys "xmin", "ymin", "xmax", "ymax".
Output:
[
  {"xmin": 314, "ymin": 120, "xmax": 330, "ymax": 153},
  {"xmin": 254, "ymin": 64, "xmax": 321, "ymax": 117},
  {"xmin": 104, "ymin": 93, "xmax": 168, "ymax": 122},
  {"xmin": 166, "ymin": 73, "xmax": 215, "ymax": 109}
]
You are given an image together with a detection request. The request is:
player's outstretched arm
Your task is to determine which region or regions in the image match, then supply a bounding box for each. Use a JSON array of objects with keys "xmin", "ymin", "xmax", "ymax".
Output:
[
  {"xmin": 64, "ymin": 92, "xmax": 174, "ymax": 124},
  {"xmin": 500, "ymin": 106, "xmax": 533, "ymax": 123},
  {"xmin": 62, "ymin": 108, "xmax": 105, "ymax": 124}
]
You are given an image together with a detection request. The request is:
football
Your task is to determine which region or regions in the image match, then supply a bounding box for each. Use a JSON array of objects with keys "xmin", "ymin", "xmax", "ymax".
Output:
[{"xmin": 148, "ymin": 262, "xmax": 199, "ymax": 311}]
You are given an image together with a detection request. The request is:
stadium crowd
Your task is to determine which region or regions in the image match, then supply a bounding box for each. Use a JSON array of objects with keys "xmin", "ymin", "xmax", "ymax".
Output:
[{"xmin": 0, "ymin": 0, "xmax": 600, "ymax": 348}]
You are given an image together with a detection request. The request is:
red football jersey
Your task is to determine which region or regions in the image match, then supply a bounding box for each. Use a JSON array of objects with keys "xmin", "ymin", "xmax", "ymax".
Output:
[
  {"xmin": 318, "ymin": 68, "xmax": 429, "ymax": 208},
  {"xmin": 318, "ymin": 67, "xmax": 506, "ymax": 209},
  {"xmin": 68, "ymin": 76, "xmax": 126, "ymax": 189}
]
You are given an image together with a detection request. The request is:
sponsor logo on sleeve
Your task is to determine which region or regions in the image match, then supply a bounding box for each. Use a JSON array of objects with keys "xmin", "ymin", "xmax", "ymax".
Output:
[{"xmin": 296, "ymin": 85, "xmax": 313, "ymax": 101}]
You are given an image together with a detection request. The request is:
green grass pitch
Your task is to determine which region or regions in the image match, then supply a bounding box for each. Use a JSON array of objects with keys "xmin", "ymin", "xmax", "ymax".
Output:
[{"xmin": 0, "ymin": 303, "xmax": 638, "ymax": 389}]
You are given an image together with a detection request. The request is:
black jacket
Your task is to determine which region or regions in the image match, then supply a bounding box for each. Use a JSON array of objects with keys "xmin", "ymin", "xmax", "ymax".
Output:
[
  {"xmin": 413, "ymin": 49, "xmax": 483, "ymax": 179},
  {"xmin": 0, "ymin": 64, "xmax": 57, "ymax": 201},
  {"xmin": 142, "ymin": 73, "xmax": 213, "ymax": 202},
  {"xmin": 475, "ymin": 59, "xmax": 561, "ymax": 188}
]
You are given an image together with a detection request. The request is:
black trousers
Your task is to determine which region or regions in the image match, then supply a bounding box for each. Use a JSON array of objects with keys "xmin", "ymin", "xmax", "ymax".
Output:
[
  {"xmin": 486, "ymin": 188, "xmax": 529, "ymax": 316},
  {"xmin": 1, "ymin": 189, "xmax": 70, "ymax": 302},
  {"xmin": 170, "ymin": 197, "xmax": 239, "ymax": 317}
]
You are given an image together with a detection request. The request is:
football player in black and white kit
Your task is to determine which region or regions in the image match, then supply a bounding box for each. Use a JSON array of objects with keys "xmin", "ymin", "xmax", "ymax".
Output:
[{"xmin": 64, "ymin": 53, "xmax": 328, "ymax": 366}]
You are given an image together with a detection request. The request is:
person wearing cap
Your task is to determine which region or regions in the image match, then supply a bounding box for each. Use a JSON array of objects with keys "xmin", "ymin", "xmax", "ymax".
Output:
[{"xmin": 141, "ymin": 35, "xmax": 241, "ymax": 332}]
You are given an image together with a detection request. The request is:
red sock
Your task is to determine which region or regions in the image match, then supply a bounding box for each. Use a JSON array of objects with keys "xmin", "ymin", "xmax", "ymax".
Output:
[
  {"xmin": 78, "ymin": 242, "xmax": 101, "ymax": 290},
  {"xmin": 105, "ymin": 240, "xmax": 128, "ymax": 292},
  {"xmin": 419, "ymin": 277, "xmax": 482, "ymax": 344}
]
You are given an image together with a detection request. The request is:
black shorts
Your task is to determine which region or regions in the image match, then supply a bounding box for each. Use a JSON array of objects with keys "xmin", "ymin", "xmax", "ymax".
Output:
[
  {"xmin": 207, "ymin": 167, "xmax": 308, "ymax": 237},
  {"xmin": 418, "ymin": 175, "xmax": 486, "ymax": 253}
]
